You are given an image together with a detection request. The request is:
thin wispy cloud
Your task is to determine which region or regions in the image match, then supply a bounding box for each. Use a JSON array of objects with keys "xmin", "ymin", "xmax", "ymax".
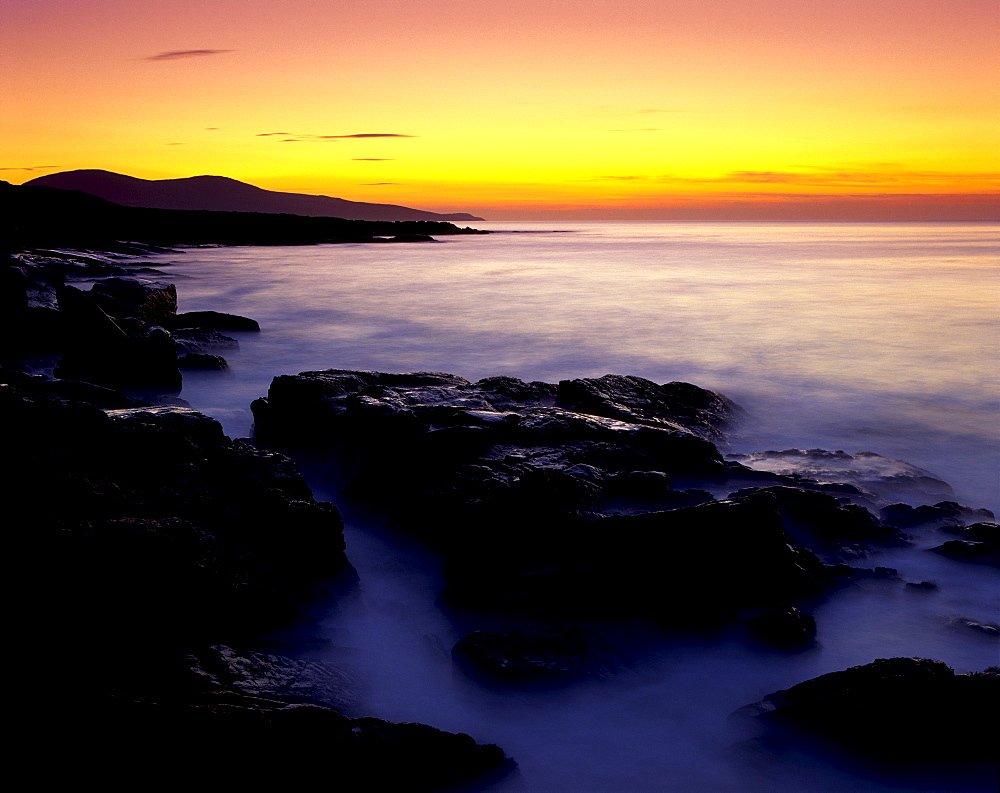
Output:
[
  {"xmin": 608, "ymin": 128, "xmax": 659, "ymax": 132},
  {"xmin": 587, "ymin": 168, "xmax": 999, "ymax": 187},
  {"xmin": 353, "ymin": 158, "xmax": 394, "ymax": 161},
  {"xmin": 361, "ymin": 182, "xmax": 399, "ymax": 185},
  {"xmin": 257, "ymin": 132, "xmax": 414, "ymax": 142},
  {"xmin": 0, "ymin": 164, "xmax": 59, "ymax": 172},
  {"xmin": 145, "ymin": 49, "xmax": 234, "ymax": 61}
]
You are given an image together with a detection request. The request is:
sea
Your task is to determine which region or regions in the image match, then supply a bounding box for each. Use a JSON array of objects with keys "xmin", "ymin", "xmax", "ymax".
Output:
[{"xmin": 145, "ymin": 221, "xmax": 997, "ymax": 792}]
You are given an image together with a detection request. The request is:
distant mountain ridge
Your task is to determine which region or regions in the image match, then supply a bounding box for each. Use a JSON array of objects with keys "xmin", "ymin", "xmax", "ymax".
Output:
[{"xmin": 24, "ymin": 169, "xmax": 483, "ymax": 222}]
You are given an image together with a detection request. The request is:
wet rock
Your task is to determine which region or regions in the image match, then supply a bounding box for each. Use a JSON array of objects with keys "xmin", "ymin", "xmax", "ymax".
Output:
[
  {"xmin": 0, "ymin": 255, "xmax": 63, "ymax": 354},
  {"xmin": 183, "ymin": 644, "xmax": 362, "ymax": 712},
  {"xmin": 443, "ymin": 494, "xmax": 833, "ymax": 624},
  {"xmin": 947, "ymin": 618, "xmax": 999, "ymax": 638},
  {"xmin": 729, "ymin": 448, "xmax": 954, "ymax": 505},
  {"xmin": 879, "ymin": 500, "xmax": 995, "ymax": 530},
  {"xmin": 453, "ymin": 627, "xmax": 621, "ymax": 681},
  {"xmin": 87, "ymin": 276, "xmax": 177, "ymax": 326},
  {"xmin": 554, "ymin": 373, "xmax": 741, "ymax": 441},
  {"xmin": 4, "ymin": 386, "xmax": 356, "ymax": 657},
  {"xmin": 726, "ymin": 485, "xmax": 905, "ymax": 560},
  {"xmin": 252, "ymin": 370, "xmax": 845, "ymax": 625},
  {"xmin": 746, "ymin": 607, "xmax": 817, "ymax": 649},
  {"xmin": 929, "ymin": 539, "xmax": 1000, "ymax": 566},
  {"xmin": 738, "ymin": 658, "xmax": 998, "ymax": 763},
  {"xmin": 168, "ymin": 310, "xmax": 260, "ymax": 332},
  {"xmin": 45, "ymin": 693, "xmax": 514, "ymax": 791},
  {"xmin": 171, "ymin": 326, "xmax": 239, "ymax": 355},
  {"xmin": 53, "ymin": 285, "xmax": 181, "ymax": 388},
  {"xmin": 178, "ymin": 352, "xmax": 228, "ymax": 370}
]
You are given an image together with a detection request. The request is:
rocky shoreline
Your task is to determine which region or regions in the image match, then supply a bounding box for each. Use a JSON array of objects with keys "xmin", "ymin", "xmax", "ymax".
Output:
[{"xmin": 3, "ymin": 245, "xmax": 997, "ymax": 788}]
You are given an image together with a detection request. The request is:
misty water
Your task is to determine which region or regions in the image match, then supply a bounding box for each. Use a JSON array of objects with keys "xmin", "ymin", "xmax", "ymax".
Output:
[{"xmin": 149, "ymin": 222, "xmax": 996, "ymax": 791}]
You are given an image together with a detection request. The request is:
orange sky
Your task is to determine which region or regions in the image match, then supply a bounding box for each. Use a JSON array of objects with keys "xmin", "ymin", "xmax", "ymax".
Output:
[{"xmin": 2, "ymin": 0, "xmax": 997, "ymax": 219}]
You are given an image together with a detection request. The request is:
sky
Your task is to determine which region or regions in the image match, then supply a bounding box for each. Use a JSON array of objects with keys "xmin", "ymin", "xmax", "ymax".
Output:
[{"xmin": 2, "ymin": 0, "xmax": 998, "ymax": 219}]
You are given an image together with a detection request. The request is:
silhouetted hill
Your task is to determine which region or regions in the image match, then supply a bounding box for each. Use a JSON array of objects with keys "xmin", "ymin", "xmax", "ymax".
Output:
[
  {"xmin": 24, "ymin": 169, "xmax": 484, "ymax": 222},
  {"xmin": 0, "ymin": 181, "xmax": 486, "ymax": 252}
]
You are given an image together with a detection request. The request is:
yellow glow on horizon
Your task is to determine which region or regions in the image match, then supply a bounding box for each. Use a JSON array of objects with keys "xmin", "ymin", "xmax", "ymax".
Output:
[{"xmin": 3, "ymin": 0, "xmax": 997, "ymax": 219}]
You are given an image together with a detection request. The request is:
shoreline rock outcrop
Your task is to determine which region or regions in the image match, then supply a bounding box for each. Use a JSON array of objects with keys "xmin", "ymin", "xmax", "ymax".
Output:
[{"xmin": 735, "ymin": 658, "xmax": 998, "ymax": 764}]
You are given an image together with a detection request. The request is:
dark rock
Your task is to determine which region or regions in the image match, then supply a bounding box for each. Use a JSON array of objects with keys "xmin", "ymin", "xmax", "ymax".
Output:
[
  {"xmin": 168, "ymin": 310, "xmax": 260, "ymax": 331},
  {"xmin": 905, "ymin": 580, "xmax": 939, "ymax": 592},
  {"xmin": 880, "ymin": 501, "xmax": 995, "ymax": 530},
  {"xmin": 0, "ymin": 373, "xmax": 146, "ymax": 408},
  {"xmin": 53, "ymin": 285, "xmax": 181, "ymax": 388},
  {"xmin": 171, "ymin": 326, "xmax": 239, "ymax": 355},
  {"xmin": 947, "ymin": 618, "xmax": 999, "ymax": 638},
  {"xmin": 728, "ymin": 448, "xmax": 955, "ymax": 506},
  {"xmin": 3, "ymin": 387, "xmax": 356, "ymax": 658},
  {"xmin": 183, "ymin": 644, "xmax": 361, "ymax": 712},
  {"xmin": 725, "ymin": 485, "xmax": 904, "ymax": 560},
  {"xmin": 252, "ymin": 370, "xmax": 844, "ymax": 626},
  {"xmin": 0, "ymin": 255, "xmax": 63, "ymax": 354},
  {"xmin": 179, "ymin": 352, "xmax": 228, "ymax": 370},
  {"xmin": 453, "ymin": 627, "xmax": 621, "ymax": 681},
  {"xmin": 739, "ymin": 657, "xmax": 998, "ymax": 763},
  {"xmin": 942, "ymin": 521, "xmax": 998, "ymax": 541},
  {"xmin": 929, "ymin": 539, "xmax": 1000, "ymax": 566},
  {"xmin": 88, "ymin": 276, "xmax": 177, "ymax": 325},
  {"xmin": 747, "ymin": 607, "xmax": 817, "ymax": 648},
  {"xmin": 555, "ymin": 373, "xmax": 741, "ymax": 441},
  {"xmin": 385, "ymin": 233, "xmax": 436, "ymax": 242},
  {"xmin": 43, "ymin": 693, "xmax": 513, "ymax": 791}
]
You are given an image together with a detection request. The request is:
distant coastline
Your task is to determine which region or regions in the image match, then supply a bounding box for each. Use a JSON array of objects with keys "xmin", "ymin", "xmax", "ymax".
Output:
[{"xmin": 1, "ymin": 179, "xmax": 487, "ymax": 252}]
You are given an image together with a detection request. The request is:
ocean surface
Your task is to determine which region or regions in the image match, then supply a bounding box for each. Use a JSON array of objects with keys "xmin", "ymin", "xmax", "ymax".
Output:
[{"xmin": 146, "ymin": 221, "xmax": 997, "ymax": 791}]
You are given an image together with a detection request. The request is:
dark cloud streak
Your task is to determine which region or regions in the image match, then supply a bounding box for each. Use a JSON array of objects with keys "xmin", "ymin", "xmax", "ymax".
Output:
[
  {"xmin": 0, "ymin": 164, "xmax": 60, "ymax": 172},
  {"xmin": 145, "ymin": 49, "xmax": 234, "ymax": 61}
]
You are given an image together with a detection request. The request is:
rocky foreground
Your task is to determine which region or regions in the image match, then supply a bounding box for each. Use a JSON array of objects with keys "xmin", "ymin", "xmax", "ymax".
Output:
[{"xmin": 3, "ymin": 247, "xmax": 998, "ymax": 786}]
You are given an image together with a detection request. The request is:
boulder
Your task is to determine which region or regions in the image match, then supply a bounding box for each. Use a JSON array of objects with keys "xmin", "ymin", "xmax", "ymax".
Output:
[
  {"xmin": 880, "ymin": 501, "xmax": 995, "ymax": 530},
  {"xmin": 737, "ymin": 658, "xmax": 998, "ymax": 763},
  {"xmin": 453, "ymin": 627, "xmax": 621, "ymax": 682},
  {"xmin": 726, "ymin": 485, "xmax": 905, "ymax": 560},
  {"xmin": 168, "ymin": 310, "xmax": 260, "ymax": 332},
  {"xmin": 746, "ymin": 607, "xmax": 817, "ymax": 649},
  {"xmin": 171, "ymin": 326, "xmax": 239, "ymax": 355},
  {"xmin": 87, "ymin": 276, "xmax": 177, "ymax": 325},
  {"xmin": 53, "ymin": 285, "xmax": 180, "ymax": 388},
  {"xmin": 728, "ymin": 448, "xmax": 955, "ymax": 505},
  {"xmin": 555, "ymin": 373, "xmax": 741, "ymax": 441},
  {"xmin": 183, "ymin": 644, "xmax": 362, "ymax": 712},
  {"xmin": 179, "ymin": 352, "xmax": 228, "ymax": 370}
]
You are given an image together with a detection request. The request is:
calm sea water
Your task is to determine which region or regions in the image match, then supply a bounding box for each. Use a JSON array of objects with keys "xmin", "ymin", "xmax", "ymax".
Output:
[
  {"xmin": 165, "ymin": 220, "xmax": 999, "ymax": 512},
  {"xmin": 148, "ymin": 221, "xmax": 997, "ymax": 792}
]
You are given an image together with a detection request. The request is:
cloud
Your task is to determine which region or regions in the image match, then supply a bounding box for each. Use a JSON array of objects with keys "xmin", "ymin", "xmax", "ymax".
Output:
[
  {"xmin": 258, "ymin": 132, "xmax": 414, "ymax": 142},
  {"xmin": 353, "ymin": 158, "xmax": 394, "ymax": 161},
  {"xmin": 361, "ymin": 182, "xmax": 399, "ymax": 185},
  {"xmin": 608, "ymin": 128, "xmax": 659, "ymax": 132},
  {"xmin": 145, "ymin": 49, "xmax": 234, "ymax": 61},
  {"xmin": 0, "ymin": 164, "xmax": 59, "ymax": 172},
  {"xmin": 694, "ymin": 169, "xmax": 999, "ymax": 186},
  {"xmin": 636, "ymin": 108, "xmax": 685, "ymax": 114}
]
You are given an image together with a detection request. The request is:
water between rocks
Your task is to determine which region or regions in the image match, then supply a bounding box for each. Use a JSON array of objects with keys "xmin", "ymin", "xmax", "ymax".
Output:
[{"xmin": 149, "ymin": 221, "xmax": 996, "ymax": 791}]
